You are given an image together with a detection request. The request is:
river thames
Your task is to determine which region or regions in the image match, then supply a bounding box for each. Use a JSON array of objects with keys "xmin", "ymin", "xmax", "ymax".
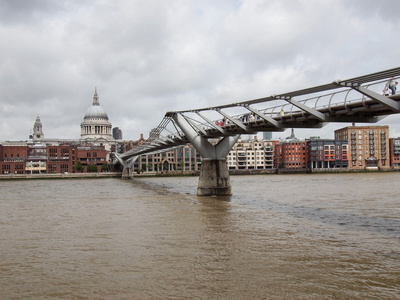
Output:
[{"xmin": 1, "ymin": 173, "xmax": 399, "ymax": 299}]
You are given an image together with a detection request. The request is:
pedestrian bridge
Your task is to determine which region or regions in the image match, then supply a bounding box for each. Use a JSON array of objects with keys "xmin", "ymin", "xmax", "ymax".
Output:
[{"xmin": 115, "ymin": 67, "xmax": 400, "ymax": 196}]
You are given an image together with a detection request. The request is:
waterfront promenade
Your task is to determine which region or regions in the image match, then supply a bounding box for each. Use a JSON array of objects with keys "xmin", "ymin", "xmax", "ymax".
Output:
[{"xmin": 0, "ymin": 172, "xmax": 122, "ymax": 180}]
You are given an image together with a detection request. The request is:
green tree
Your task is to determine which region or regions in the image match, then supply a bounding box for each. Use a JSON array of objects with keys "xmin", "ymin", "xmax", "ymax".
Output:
[
  {"xmin": 87, "ymin": 164, "xmax": 97, "ymax": 173},
  {"xmin": 74, "ymin": 160, "xmax": 83, "ymax": 172},
  {"xmin": 101, "ymin": 163, "xmax": 110, "ymax": 172}
]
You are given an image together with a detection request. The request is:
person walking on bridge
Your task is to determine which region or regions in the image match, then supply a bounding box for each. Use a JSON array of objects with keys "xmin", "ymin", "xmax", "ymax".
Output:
[{"xmin": 389, "ymin": 79, "xmax": 398, "ymax": 95}]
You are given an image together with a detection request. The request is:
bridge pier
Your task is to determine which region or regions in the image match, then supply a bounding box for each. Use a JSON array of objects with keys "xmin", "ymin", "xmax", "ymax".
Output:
[
  {"xmin": 197, "ymin": 159, "xmax": 232, "ymax": 196},
  {"xmin": 171, "ymin": 113, "xmax": 239, "ymax": 196},
  {"xmin": 121, "ymin": 166, "xmax": 133, "ymax": 179},
  {"xmin": 114, "ymin": 154, "xmax": 137, "ymax": 180}
]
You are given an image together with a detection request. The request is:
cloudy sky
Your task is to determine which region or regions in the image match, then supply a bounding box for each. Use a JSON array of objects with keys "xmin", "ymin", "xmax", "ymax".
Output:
[{"xmin": 1, "ymin": 0, "xmax": 400, "ymax": 142}]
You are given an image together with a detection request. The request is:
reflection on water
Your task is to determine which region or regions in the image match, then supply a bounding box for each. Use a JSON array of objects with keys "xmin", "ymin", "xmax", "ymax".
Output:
[{"xmin": 1, "ymin": 173, "xmax": 400, "ymax": 299}]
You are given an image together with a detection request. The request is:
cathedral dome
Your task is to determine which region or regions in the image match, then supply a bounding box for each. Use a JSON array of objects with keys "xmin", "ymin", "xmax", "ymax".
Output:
[
  {"xmin": 84, "ymin": 105, "xmax": 109, "ymax": 120},
  {"xmin": 83, "ymin": 88, "xmax": 109, "ymax": 120}
]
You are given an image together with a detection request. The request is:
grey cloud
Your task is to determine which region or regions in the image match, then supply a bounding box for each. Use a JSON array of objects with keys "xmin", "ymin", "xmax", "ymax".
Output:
[
  {"xmin": 0, "ymin": 0, "xmax": 84, "ymax": 25},
  {"xmin": 0, "ymin": 0, "xmax": 399, "ymax": 141}
]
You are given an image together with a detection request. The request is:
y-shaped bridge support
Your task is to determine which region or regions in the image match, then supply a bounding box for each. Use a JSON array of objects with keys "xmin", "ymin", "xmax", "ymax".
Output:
[
  {"xmin": 115, "ymin": 154, "xmax": 137, "ymax": 179},
  {"xmin": 171, "ymin": 113, "xmax": 240, "ymax": 196}
]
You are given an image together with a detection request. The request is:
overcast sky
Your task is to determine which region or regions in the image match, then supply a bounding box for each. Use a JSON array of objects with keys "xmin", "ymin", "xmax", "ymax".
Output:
[{"xmin": 1, "ymin": 0, "xmax": 400, "ymax": 142}]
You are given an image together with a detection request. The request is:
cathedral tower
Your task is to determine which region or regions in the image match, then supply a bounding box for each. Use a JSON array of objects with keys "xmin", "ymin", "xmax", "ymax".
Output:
[{"xmin": 32, "ymin": 114, "xmax": 44, "ymax": 140}]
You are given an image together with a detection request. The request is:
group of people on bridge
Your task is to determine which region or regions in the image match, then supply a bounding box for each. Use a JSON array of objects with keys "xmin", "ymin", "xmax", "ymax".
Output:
[{"xmin": 215, "ymin": 113, "xmax": 258, "ymax": 127}]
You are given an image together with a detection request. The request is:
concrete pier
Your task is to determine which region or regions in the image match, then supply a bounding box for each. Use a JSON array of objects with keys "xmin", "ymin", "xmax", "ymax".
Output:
[
  {"xmin": 197, "ymin": 159, "xmax": 232, "ymax": 196},
  {"xmin": 121, "ymin": 167, "xmax": 133, "ymax": 179}
]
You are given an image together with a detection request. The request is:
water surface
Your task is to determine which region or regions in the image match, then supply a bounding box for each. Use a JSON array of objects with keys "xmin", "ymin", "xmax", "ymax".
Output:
[{"xmin": 1, "ymin": 173, "xmax": 399, "ymax": 299}]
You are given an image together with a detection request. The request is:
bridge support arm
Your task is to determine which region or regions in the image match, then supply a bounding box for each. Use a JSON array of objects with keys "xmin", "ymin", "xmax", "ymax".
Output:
[
  {"xmin": 114, "ymin": 154, "xmax": 137, "ymax": 179},
  {"xmin": 243, "ymin": 104, "xmax": 280, "ymax": 127},
  {"xmin": 353, "ymin": 86, "xmax": 400, "ymax": 112},
  {"xmin": 171, "ymin": 112, "xmax": 240, "ymax": 196},
  {"xmin": 171, "ymin": 113, "xmax": 239, "ymax": 159}
]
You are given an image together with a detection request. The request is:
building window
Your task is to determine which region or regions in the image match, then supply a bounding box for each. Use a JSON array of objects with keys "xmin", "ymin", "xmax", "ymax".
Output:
[
  {"xmin": 61, "ymin": 148, "xmax": 69, "ymax": 156},
  {"xmin": 49, "ymin": 148, "xmax": 57, "ymax": 157}
]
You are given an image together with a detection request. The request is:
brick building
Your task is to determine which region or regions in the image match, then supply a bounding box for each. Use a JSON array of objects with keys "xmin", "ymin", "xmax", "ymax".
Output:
[
  {"xmin": 334, "ymin": 125, "xmax": 390, "ymax": 170},
  {"xmin": 46, "ymin": 144, "xmax": 74, "ymax": 174},
  {"xmin": 0, "ymin": 143, "xmax": 28, "ymax": 174},
  {"xmin": 273, "ymin": 129, "xmax": 308, "ymax": 170},
  {"xmin": 74, "ymin": 146, "xmax": 107, "ymax": 172},
  {"xmin": 274, "ymin": 139, "xmax": 308, "ymax": 169},
  {"xmin": 0, "ymin": 142, "xmax": 108, "ymax": 174}
]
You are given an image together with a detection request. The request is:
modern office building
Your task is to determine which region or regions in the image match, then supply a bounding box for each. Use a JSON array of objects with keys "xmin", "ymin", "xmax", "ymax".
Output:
[
  {"xmin": 389, "ymin": 137, "xmax": 400, "ymax": 169},
  {"xmin": 307, "ymin": 139, "xmax": 348, "ymax": 170},
  {"xmin": 262, "ymin": 132, "xmax": 272, "ymax": 140},
  {"xmin": 113, "ymin": 127, "xmax": 123, "ymax": 140}
]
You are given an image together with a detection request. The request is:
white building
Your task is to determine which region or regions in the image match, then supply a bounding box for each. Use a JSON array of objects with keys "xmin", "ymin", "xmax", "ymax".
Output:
[{"xmin": 227, "ymin": 137, "xmax": 276, "ymax": 170}]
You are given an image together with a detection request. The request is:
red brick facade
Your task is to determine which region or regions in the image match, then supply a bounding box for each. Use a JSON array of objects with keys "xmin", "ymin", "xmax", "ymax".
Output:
[
  {"xmin": 0, "ymin": 143, "xmax": 108, "ymax": 174},
  {"xmin": 75, "ymin": 146, "xmax": 107, "ymax": 172},
  {"xmin": 46, "ymin": 145, "xmax": 74, "ymax": 174},
  {"xmin": 274, "ymin": 140, "xmax": 308, "ymax": 169},
  {"xmin": 0, "ymin": 145, "xmax": 28, "ymax": 174}
]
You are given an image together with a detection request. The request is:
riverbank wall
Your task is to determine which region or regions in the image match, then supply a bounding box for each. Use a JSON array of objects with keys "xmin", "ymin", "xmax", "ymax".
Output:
[
  {"xmin": 0, "ymin": 172, "xmax": 122, "ymax": 180},
  {"xmin": 1, "ymin": 167, "xmax": 397, "ymax": 181}
]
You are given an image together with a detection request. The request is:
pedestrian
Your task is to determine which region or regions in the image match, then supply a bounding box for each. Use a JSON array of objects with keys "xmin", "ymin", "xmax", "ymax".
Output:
[
  {"xmin": 249, "ymin": 113, "xmax": 255, "ymax": 122},
  {"xmin": 389, "ymin": 80, "xmax": 398, "ymax": 95}
]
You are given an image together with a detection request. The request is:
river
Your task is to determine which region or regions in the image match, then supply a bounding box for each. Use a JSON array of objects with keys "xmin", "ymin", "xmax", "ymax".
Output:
[{"xmin": 1, "ymin": 173, "xmax": 399, "ymax": 299}]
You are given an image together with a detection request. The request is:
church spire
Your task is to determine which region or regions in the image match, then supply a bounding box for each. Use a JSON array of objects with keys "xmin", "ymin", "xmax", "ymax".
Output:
[
  {"xmin": 290, "ymin": 128, "xmax": 296, "ymax": 139},
  {"xmin": 93, "ymin": 87, "xmax": 100, "ymax": 106}
]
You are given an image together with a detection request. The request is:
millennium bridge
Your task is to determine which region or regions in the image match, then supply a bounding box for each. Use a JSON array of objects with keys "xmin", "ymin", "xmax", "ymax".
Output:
[{"xmin": 114, "ymin": 67, "xmax": 400, "ymax": 196}]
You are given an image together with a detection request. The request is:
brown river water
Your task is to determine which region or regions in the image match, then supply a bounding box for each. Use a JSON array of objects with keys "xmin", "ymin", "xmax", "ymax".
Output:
[{"xmin": 1, "ymin": 173, "xmax": 399, "ymax": 299}]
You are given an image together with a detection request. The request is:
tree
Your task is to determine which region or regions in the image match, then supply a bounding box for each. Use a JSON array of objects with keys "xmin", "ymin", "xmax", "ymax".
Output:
[
  {"xmin": 101, "ymin": 163, "xmax": 110, "ymax": 172},
  {"xmin": 87, "ymin": 164, "xmax": 97, "ymax": 173},
  {"xmin": 74, "ymin": 160, "xmax": 83, "ymax": 172}
]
